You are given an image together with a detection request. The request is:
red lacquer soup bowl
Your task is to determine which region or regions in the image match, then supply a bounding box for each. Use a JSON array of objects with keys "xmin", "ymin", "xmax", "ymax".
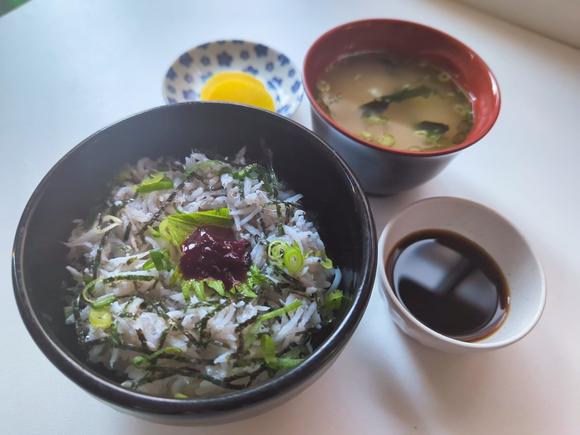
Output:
[{"xmin": 303, "ymin": 19, "xmax": 501, "ymax": 195}]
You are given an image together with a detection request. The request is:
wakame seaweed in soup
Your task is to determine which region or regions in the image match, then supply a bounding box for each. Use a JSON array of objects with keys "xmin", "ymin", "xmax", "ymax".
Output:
[{"xmin": 315, "ymin": 52, "xmax": 473, "ymax": 152}]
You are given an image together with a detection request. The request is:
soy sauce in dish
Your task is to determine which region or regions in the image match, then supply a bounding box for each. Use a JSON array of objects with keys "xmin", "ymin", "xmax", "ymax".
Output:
[{"xmin": 387, "ymin": 230, "xmax": 509, "ymax": 342}]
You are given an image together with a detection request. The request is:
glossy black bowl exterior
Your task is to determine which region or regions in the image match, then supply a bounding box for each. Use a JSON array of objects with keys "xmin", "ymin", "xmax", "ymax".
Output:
[
  {"xmin": 12, "ymin": 102, "xmax": 376, "ymax": 423},
  {"xmin": 311, "ymin": 110, "xmax": 456, "ymax": 195}
]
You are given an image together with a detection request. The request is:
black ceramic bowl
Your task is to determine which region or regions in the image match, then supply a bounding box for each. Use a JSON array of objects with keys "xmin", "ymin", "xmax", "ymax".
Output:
[{"xmin": 12, "ymin": 102, "xmax": 376, "ymax": 424}]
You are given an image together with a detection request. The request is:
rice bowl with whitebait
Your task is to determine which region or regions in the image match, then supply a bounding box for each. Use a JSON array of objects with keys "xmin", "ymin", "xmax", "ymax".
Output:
[{"xmin": 63, "ymin": 148, "xmax": 343, "ymax": 399}]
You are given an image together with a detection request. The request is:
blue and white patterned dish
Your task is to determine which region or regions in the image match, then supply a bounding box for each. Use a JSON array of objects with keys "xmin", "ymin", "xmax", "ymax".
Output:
[{"xmin": 163, "ymin": 40, "xmax": 303, "ymax": 117}]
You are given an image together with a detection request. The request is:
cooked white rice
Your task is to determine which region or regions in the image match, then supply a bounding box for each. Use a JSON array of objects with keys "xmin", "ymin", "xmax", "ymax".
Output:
[{"xmin": 64, "ymin": 149, "xmax": 342, "ymax": 398}]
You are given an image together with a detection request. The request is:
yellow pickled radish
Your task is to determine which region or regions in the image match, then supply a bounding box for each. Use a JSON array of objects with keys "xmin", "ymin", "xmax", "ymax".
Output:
[{"xmin": 200, "ymin": 71, "xmax": 275, "ymax": 111}]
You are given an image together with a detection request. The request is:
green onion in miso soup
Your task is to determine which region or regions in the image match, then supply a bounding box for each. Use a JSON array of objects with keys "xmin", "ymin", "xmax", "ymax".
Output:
[{"xmin": 315, "ymin": 52, "xmax": 473, "ymax": 152}]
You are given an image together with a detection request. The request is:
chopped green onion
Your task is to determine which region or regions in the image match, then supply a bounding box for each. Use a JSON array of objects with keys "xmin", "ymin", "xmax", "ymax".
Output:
[
  {"xmin": 82, "ymin": 275, "xmax": 154, "ymax": 306},
  {"xmin": 92, "ymin": 294, "xmax": 117, "ymax": 309},
  {"xmin": 150, "ymin": 346, "xmax": 182, "ymax": 359},
  {"xmin": 231, "ymin": 163, "xmax": 260, "ymax": 181},
  {"xmin": 321, "ymin": 257, "xmax": 333, "ymax": 269},
  {"xmin": 158, "ymin": 208, "xmax": 232, "ymax": 246},
  {"xmin": 81, "ymin": 279, "xmax": 98, "ymax": 304},
  {"xmin": 267, "ymin": 240, "xmax": 287, "ymax": 261},
  {"xmin": 325, "ymin": 289, "xmax": 344, "ymax": 311},
  {"xmin": 377, "ymin": 133, "xmax": 395, "ymax": 147},
  {"xmin": 135, "ymin": 173, "xmax": 173, "ymax": 195},
  {"xmin": 260, "ymin": 334, "xmax": 277, "ymax": 368},
  {"xmin": 260, "ymin": 334, "xmax": 304, "ymax": 370},
  {"xmin": 132, "ymin": 355, "xmax": 148, "ymax": 367},
  {"xmin": 363, "ymin": 114, "xmax": 387, "ymax": 125},
  {"xmin": 89, "ymin": 307, "xmax": 112, "ymax": 329},
  {"xmin": 174, "ymin": 393, "xmax": 189, "ymax": 399},
  {"xmin": 267, "ymin": 240, "xmax": 305, "ymax": 275},
  {"xmin": 260, "ymin": 300, "xmax": 303, "ymax": 321},
  {"xmin": 360, "ymin": 131, "xmax": 373, "ymax": 140},
  {"xmin": 283, "ymin": 247, "xmax": 304, "ymax": 275},
  {"xmin": 132, "ymin": 347, "xmax": 183, "ymax": 367}
]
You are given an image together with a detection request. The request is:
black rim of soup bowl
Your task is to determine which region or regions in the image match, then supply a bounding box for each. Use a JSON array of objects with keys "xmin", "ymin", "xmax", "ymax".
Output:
[{"xmin": 12, "ymin": 102, "xmax": 377, "ymax": 419}]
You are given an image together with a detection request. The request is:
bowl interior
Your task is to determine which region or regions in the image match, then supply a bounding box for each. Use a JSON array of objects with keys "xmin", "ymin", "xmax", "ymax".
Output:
[
  {"xmin": 378, "ymin": 197, "xmax": 545, "ymax": 348},
  {"xmin": 163, "ymin": 40, "xmax": 304, "ymax": 117},
  {"xmin": 13, "ymin": 102, "xmax": 375, "ymax": 415},
  {"xmin": 303, "ymin": 19, "xmax": 501, "ymax": 155}
]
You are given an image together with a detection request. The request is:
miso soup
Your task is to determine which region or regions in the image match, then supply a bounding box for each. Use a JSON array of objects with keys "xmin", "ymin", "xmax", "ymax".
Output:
[{"xmin": 315, "ymin": 52, "xmax": 473, "ymax": 152}]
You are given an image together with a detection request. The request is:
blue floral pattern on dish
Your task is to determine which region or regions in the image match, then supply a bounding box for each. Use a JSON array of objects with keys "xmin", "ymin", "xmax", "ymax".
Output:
[
  {"xmin": 217, "ymin": 51, "xmax": 233, "ymax": 67},
  {"xmin": 166, "ymin": 68, "xmax": 177, "ymax": 81},
  {"xmin": 162, "ymin": 40, "xmax": 303, "ymax": 117},
  {"xmin": 254, "ymin": 44, "xmax": 268, "ymax": 57},
  {"xmin": 244, "ymin": 65, "xmax": 259, "ymax": 75},
  {"xmin": 182, "ymin": 89, "xmax": 196, "ymax": 100},
  {"xmin": 179, "ymin": 53, "xmax": 193, "ymax": 67}
]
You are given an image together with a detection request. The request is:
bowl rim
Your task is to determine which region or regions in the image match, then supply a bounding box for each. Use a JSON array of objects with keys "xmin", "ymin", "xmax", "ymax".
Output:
[
  {"xmin": 162, "ymin": 39, "xmax": 304, "ymax": 117},
  {"xmin": 377, "ymin": 196, "xmax": 547, "ymax": 350},
  {"xmin": 303, "ymin": 18, "xmax": 501, "ymax": 158},
  {"xmin": 12, "ymin": 101, "xmax": 377, "ymax": 415}
]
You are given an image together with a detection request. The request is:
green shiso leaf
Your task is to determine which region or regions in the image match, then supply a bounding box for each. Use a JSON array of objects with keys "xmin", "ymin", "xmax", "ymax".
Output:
[
  {"xmin": 205, "ymin": 279, "xmax": 226, "ymax": 297},
  {"xmin": 181, "ymin": 279, "xmax": 206, "ymax": 302},
  {"xmin": 247, "ymin": 264, "xmax": 268, "ymax": 288},
  {"xmin": 158, "ymin": 208, "xmax": 232, "ymax": 246},
  {"xmin": 135, "ymin": 173, "xmax": 174, "ymax": 195},
  {"xmin": 232, "ymin": 282, "xmax": 258, "ymax": 299}
]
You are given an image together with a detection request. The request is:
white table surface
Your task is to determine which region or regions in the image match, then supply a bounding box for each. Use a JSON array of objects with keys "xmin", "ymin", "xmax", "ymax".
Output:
[{"xmin": 1, "ymin": 1, "xmax": 579, "ymax": 434}]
